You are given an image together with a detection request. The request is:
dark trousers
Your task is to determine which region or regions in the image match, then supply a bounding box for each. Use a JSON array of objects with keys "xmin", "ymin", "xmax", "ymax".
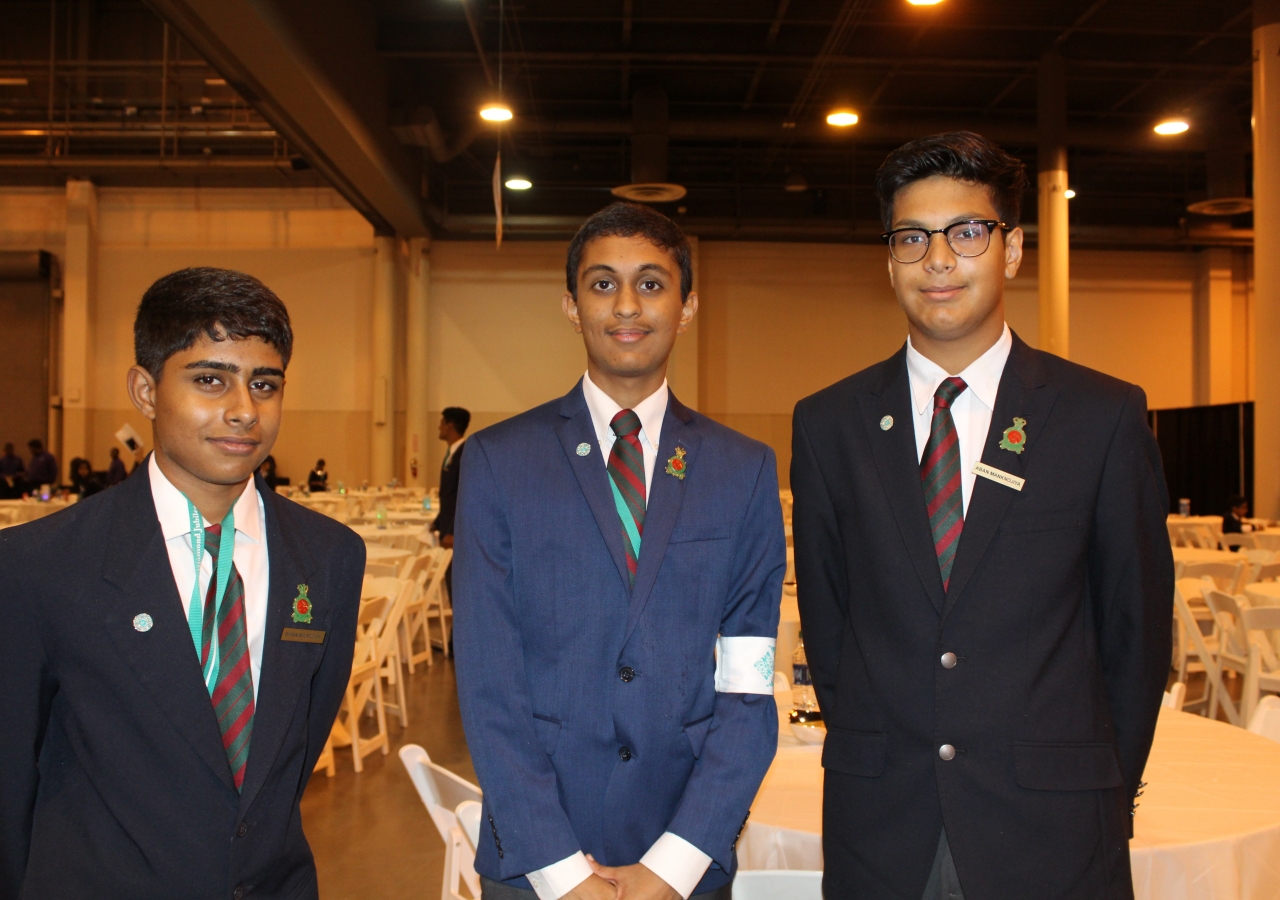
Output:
[{"xmin": 481, "ymin": 876, "xmax": 733, "ymax": 900}]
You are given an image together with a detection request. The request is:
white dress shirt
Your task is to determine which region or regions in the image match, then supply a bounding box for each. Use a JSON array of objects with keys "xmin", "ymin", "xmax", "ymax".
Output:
[
  {"xmin": 906, "ymin": 324, "xmax": 1013, "ymax": 517},
  {"xmin": 442, "ymin": 437, "xmax": 465, "ymax": 471},
  {"xmin": 149, "ymin": 454, "xmax": 270, "ymax": 699},
  {"xmin": 526, "ymin": 374, "xmax": 712, "ymax": 900}
]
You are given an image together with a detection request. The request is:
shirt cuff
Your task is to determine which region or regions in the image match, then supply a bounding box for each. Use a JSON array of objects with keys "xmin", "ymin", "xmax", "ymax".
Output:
[
  {"xmin": 527, "ymin": 852, "xmax": 594, "ymax": 900},
  {"xmin": 639, "ymin": 832, "xmax": 713, "ymax": 900}
]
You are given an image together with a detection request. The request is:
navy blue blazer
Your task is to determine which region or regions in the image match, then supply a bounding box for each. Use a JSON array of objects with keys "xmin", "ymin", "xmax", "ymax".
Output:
[
  {"xmin": 453, "ymin": 381, "xmax": 786, "ymax": 895},
  {"xmin": 0, "ymin": 465, "xmax": 364, "ymax": 899}
]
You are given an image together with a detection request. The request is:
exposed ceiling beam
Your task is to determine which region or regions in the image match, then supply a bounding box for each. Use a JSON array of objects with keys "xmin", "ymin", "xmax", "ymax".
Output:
[
  {"xmin": 742, "ymin": 0, "xmax": 791, "ymax": 110},
  {"xmin": 460, "ymin": 0, "xmax": 495, "ymax": 87},
  {"xmin": 146, "ymin": 0, "xmax": 426, "ymax": 236}
]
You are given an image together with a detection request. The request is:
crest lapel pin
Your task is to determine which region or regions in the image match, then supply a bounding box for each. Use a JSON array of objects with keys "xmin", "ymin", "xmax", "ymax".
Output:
[
  {"xmin": 576, "ymin": 442, "xmax": 592, "ymax": 457},
  {"xmin": 665, "ymin": 446, "xmax": 688, "ymax": 480},
  {"xmin": 292, "ymin": 584, "xmax": 314, "ymax": 624},
  {"xmin": 1000, "ymin": 417, "xmax": 1028, "ymax": 454},
  {"xmin": 880, "ymin": 415, "xmax": 893, "ymax": 431}
]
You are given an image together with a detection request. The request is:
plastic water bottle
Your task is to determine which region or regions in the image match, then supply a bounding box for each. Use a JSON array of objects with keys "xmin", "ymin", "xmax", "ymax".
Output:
[
  {"xmin": 375, "ymin": 502, "xmax": 388, "ymax": 530},
  {"xmin": 790, "ymin": 633, "xmax": 823, "ymax": 725}
]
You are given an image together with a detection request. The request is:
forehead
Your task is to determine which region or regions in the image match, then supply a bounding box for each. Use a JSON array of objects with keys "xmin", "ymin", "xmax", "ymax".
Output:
[
  {"xmin": 578, "ymin": 234, "xmax": 678, "ymax": 277},
  {"xmin": 891, "ymin": 175, "xmax": 998, "ymax": 226},
  {"xmin": 164, "ymin": 332, "xmax": 284, "ymax": 369}
]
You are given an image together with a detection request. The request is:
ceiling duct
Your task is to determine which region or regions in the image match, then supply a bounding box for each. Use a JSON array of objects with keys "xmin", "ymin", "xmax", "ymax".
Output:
[
  {"xmin": 612, "ymin": 87, "xmax": 686, "ymax": 203},
  {"xmin": 1187, "ymin": 109, "xmax": 1251, "ymax": 216}
]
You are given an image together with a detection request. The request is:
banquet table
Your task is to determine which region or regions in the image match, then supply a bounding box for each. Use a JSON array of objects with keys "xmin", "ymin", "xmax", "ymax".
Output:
[
  {"xmin": 740, "ymin": 708, "xmax": 1280, "ymax": 900},
  {"xmin": 0, "ymin": 498, "xmax": 69, "ymax": 525},
  {"xmin": 1173, "ymin": 547, "xmax": 1241, "ymax": 566},
  {"xmin": 1249, "ymin": 530, "xmax": 1280, "ymax": 553},
  {"xmin": 363, "ymin": 545, "xmax": 411, "ymax": 565},
  {"xmin": 349, "ymin": 524, "xmax": 424, "ymax": 542}
]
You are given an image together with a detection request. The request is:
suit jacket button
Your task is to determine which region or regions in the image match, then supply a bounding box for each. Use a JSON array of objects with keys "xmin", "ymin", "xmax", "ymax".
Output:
[
  {"xmin": 236, "ymin": 822, "xmax": 248, "ymax": 838},
  {"xmin": 940, "ymin": 652, "xmax": 957, "ymax": 669},
  {"xmin": 619, "ymin": 666, "xmax": 635, "ymax": 682},
  {"xmin": 619, "ymin": 746, "xmax": 633, "ymax": 762},
  {"xmin": 938, "ymin": 744, "xmax": 956, "ymax": 761},
  {"xmin": 232, "ymin": 887, "xmax": 244, "ymax": 900}
]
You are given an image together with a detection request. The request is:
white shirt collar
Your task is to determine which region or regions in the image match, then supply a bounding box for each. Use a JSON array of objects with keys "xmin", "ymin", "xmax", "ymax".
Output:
[
  {"xmin": 581, "ymin": 371, "xmax": 669, "ymax": 450},
  {"xmin": 448, "ymin": 437, "xmax": 465, "ymax": 455},
  {"xmin": 149, "ymin": 453, "xmax": 263, "ymax": 544},
  {"xmin": 906, "ymin": 323, "xmax": 1012, "ymax": 416}
]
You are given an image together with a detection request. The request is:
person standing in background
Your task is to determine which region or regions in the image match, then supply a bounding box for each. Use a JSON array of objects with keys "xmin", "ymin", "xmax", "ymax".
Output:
[
  {"xmin": 68, "ymin": 458, "xmax": 104, "ymax": 499},
  {"xmin": 308, "ymin": 459, "xmax": 329, "ymax": 492},
  {"xmin": 26, "ymin": 439, "xmax": 57, "ymax": 489},
  {"xmin": 432, "ymin": 407, "xmax": 471, "ymax": 551},
  {"xmin": 0, "ymin": 443, "xmax": 24, "ymax": 480},
  {"xmin": 257, "ymin": 455, "xmax": 280, "ymax": 492},
  {"xmin": 106, "ymin": 447, "xmax": 129, "ymax": 486}
]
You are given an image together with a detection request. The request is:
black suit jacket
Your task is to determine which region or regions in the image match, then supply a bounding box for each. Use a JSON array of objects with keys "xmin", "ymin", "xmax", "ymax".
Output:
[
  {"xmin": 433, "ymin": 440, "xmax": 465, "ymax": 538},
  {"xmin": 791, "ymin": 334, "xmax": 1173, "ymax": 900},
  {"xmin": 0, "ymin": 465, "xmax": 364, "ymax": 899}
]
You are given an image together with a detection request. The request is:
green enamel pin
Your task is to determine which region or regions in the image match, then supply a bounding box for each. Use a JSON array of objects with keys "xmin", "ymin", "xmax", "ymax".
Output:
[
  {"xmin": 1000, "ymin": 417, "xmax": 1028, "ymax": 454},
  {"xmin": 292, "ymin": 584, "xmax": 314, "ymax": 624}
]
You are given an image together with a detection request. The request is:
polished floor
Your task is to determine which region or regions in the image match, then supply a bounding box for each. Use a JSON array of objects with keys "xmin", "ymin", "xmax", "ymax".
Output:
[{"xmin": 302, "ymin": 651, "xmax": 475, "ymax": 899}]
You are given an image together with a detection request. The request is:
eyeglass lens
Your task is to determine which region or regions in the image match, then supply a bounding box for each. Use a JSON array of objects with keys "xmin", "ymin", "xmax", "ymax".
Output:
[{"xmin": 888, "ymin": 221, "xmax": 994, "ymax": 263}]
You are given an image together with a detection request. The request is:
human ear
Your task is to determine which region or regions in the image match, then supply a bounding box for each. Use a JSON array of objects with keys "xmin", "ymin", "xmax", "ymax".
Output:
[
  {"xmin": 1004, "ymin": 227, "xmax": 1024, "ymax": 279},
  {"xmin": 676, "ymin": 292, "xmax": 699, "ymax": 335},
  {"xmin": 126, "ymin": 365, "xmax": 160, "ymax": 421},
  {"xmin": 562, "ymin": 291, "xmax": 583, "ymax": 334}
]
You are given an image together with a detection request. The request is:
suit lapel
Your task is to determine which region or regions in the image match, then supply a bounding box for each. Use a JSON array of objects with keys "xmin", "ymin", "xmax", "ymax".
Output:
[
  {"xmin": 623, "ymin": 395, "xmax": 699, "ymax": 646},
  {"xmin": 100, "ymin": 466, "xmax": 236, "ymax": 793},
  {"xmin": 556, "ymin": 381, "xmax": 633, "ymax": 593},
  {"xmin": 237, "ymin": 481, "xmax": 320, "ymax": 813},
  {"xmin": 942, "ymin": 335, "xmax": 1058, "ymax": 619},
  {"xmin": 864, "ymin": 346, "xmax": 947, "ymax": 614}
]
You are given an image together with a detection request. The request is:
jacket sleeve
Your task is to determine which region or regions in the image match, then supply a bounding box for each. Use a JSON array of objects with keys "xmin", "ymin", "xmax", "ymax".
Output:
[
  {"xmin": 451, "ymin": 437, "xmax": 583, "ymax": 878},
  {"xmin": 0, "ymin": 539, "xmax": 55, "ymax": 900},
  {"xmin": 1088, "ymin": 385, "xmax": 1174, "ymax": 823},
  {"xmin": 789, "ymin": 402, "xmax": 850, "ymax": 719},
  {"xmin": 665, "ymin": 448, "xmax": 786, "ymax": 872}
]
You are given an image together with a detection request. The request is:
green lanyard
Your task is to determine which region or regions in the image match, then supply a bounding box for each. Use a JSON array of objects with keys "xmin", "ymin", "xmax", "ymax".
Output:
[{"xmin": 185, "ymin": 498, "xmax": 236, "ymax": 693}]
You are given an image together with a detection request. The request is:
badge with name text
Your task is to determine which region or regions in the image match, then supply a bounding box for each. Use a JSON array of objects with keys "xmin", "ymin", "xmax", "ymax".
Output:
[
  {"xmin": 972, "ymin": 461, "xmax": 1025, "ymax": 492},
  {"xmin": 999, "ymin": 417, "xmax": 1028, "ymax": 454},
  {"xmin": 292, "ymin": 584, "xmax": 314, "ymax": 624},
  {"xmin": 281, "ymin": 627, "xmax": 326, "ymax": 644}
]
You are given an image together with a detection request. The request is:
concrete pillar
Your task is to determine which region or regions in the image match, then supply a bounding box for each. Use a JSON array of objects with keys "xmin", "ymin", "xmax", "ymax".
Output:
[
  {"xmin": 404, "ymin": 237, "xmax": 430, "ymax": 487},
  {"xmin": 1193, "ymin": 249, "xmax": 1235, "ymax": 406},
  {"xmin": 1254, "ymin": 0, "xmax": 1280, "ymax": 516},
  {"xmin": 371, "ymin": 234, "xmax": 397, "ymax": 485},
  {"xmin": 62, "ymin": 178, "xmax": 96, "ymax": 483},
  {"xmin": 1037, "ymin": 47, "xmax": 1070, "ymax": 359}
]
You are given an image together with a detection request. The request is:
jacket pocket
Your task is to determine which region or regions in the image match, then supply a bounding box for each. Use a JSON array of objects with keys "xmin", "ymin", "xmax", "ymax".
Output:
[
  {"xmin": 683, "ymin": 713, "xmax": 713, "ymax": 759},
  {"xmin": 821, "ymin": 728, "xmax": 887, "ymax": 777},
  {"xmin": 1013, "ymin": 742, "xmax": 1123, "ymax": 791},
  {"xmin": 532, "ymin": 714, "xmax": 561, "ymax": 756}
]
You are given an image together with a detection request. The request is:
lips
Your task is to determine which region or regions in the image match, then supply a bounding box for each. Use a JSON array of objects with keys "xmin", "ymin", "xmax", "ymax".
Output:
[
  {"xmin": 921, "ymin": 285, "xmax": 964, "ymax": 300},
  {"xmin": 608, "ymin": 329, "xmax": 650, "ymax": 343},
  {"xmin": 208, "ymin": 436, "xmax": 260, "ymax": 454}
]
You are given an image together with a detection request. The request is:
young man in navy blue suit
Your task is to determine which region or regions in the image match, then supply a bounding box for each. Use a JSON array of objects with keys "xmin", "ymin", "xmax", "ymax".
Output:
[
  {"xmin": 454, "ymin": 203, "xmax": 786, "ymax": 900},
  {"xmin": 791, "ymin": 133, "xmax": 1173, "ymax": 899},
  {"xmin": 0, "ymin": 268, "xmax": 364, "ymax": 899}
]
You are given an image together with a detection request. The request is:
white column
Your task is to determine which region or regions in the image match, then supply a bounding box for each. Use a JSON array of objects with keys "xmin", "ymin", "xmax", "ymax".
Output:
[
  {"xmin": 1037, "ymin": 47, "xmax": 1070, "ymax": 358},
  {"xmin": 62, "ymin": 178, "xmax": 96, "ymax": 483},
  {"xmin": 371, "ymin": 234, "xmax": 397, "ymax": 485},
  {"xmin": 1193, "ymin": 248, "xmax": 1235, "ymax": 405},
  {"xmin": 404, "ymin": 237, "xmax": 431, "ymax": 487},
  {"xmin": 1254, "ymin": 0, "xmax": 1280, "ymax": 516}
]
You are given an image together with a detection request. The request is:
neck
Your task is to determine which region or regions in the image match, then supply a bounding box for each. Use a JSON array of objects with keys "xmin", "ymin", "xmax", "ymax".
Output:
[
  {"xmin": 909, "ymin": 312, "xmax": 1005, "ymax": 376},
  {"xmin": 153, "ymin": 447, "xmax": 246, "ymax": 523},
  {"xmin": 587, "ymin": 360, "xmax": 667, "ymax": 410}
]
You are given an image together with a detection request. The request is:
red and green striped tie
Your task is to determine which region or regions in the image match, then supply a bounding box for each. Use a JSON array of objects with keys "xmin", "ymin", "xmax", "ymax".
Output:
[
  {"xmin": 920, "ymin": 377, "xmax": 968, "ymax": 592},
  {"xmin": 200, "ymin": 524, "xmax": 254, "ymax": 791},
  {"xmin": 607, "ymin": 409, "xmax": 647, "ymax": 585}
]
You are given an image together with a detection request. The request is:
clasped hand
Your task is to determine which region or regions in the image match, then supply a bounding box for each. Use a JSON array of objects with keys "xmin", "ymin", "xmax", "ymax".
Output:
[{"xmin": 560, "ymin": 856, "xmax": 680, "ymax": 900}]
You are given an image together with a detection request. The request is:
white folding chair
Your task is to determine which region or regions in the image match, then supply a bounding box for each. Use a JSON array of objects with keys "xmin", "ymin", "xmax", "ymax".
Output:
[
  {"xmin": 732, "ymin": 870, "xmax": 824, "ymax": 900},
  {"xmin": 1182, "ymin": 560, "xmax": 1246, "ymax": 595},
  {"xmin": 1241, "ymin": 606, "xmax": 1280, "ymax": 727},
  {"xmin": 1173, "ymin": 578, "xmax": 1236, "ymax": 723},
  {"xmin": 1247, "ymin": 695, "xmax": 1280, "ymax": 743},
  {"xmin": 1161, "ymin": 682, "xmax": 1186, "ymax": 711},
  {"xmin": 401, "ymin": 548, "xmax": 446, "ymax": 672},
  {"xmin": 1173, "ymin": 577, "xmax": 1217, "ymax": 685},
  {"xmin": 399, "ymin": 744, "xmax": 483, "ymax": 900},
  {"xmin": 1203, "ymin": 590, "xmax": 1250, "ymax": 725},
  {"xmin": 329, "ymin": 592, "xmax": 392, "ymax": 771},
  {"xmin": 365, "ymin": 562, "xmax": 400, "ymax": 578},
  {"xmin": 1254, "ymin": 562, "xmax": 1280, "ymax": 583},
  {"xmin": 424, "ymin": 548, "xmax": 455, "ymax": 658},
  {"xmin": 1221, "ymin": 533, "xmax": 1255, "ymax": 552},
  {"xmin": 371, "ymin": 577, "xmax": 414, "ymax": 728},
  {"xmin": 456, "ymin": 799, "xmax": 482, "ymax": 852}
]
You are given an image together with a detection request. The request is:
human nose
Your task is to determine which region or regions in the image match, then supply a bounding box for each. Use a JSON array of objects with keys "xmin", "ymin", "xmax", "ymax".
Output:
[
  {"xmin": 922, "ymin": 231, "xmax": 957, "ymax": 273},
  {"xmin": 613, "ymin": 282, "xmax": 642, "ymax": 318},
  {"xmin": 224, "ymin": 380, "xmax": 259, "ymax": 428}
]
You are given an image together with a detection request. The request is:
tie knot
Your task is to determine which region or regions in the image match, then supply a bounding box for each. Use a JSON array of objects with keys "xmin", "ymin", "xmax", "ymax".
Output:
[
  {"xmin": 204, "ymin": 524, "xmax": 224, "ymax": 560},
  {"xmin": 933, "ymin": 377, "xmax": 968, "ymax": 410},
  {"xmin": 610, "ymin": 409, "xmax": 642, "ymax": 439}
]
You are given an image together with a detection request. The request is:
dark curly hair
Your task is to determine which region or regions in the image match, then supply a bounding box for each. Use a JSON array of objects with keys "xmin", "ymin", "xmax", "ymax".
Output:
[{"xmin": 565, "ymin": 202, "xmax": 693, "ymax": 301}]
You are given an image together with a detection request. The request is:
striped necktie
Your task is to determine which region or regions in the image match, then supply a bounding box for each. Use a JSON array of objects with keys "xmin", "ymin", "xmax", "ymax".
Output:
[
  {"xmin": 920, "ymin": 377, "xmax": 968, "ymax": 592},
  {"xmin": 201, "ymin": 524, "xmax": 255, "ymax": 791},
  {"xmin": 607, "ymin": 409, "xmax": 647, "ymax": 585}
]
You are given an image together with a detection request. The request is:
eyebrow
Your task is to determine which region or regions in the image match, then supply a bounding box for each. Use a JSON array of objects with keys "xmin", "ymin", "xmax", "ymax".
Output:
[
  {"xmin": 582, "ymin": 262, "xmax": 671, "ymax": 277},
  {"xmin": 893, "ymin": 213, "xmax": 994, "ymax": 229},
  {"xmin": 184, "ymin": 360, "xmax": 284, "ymax": 378}
]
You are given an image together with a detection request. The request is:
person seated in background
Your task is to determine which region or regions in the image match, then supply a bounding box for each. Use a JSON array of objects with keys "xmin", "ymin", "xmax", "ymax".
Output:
[
  {"xmin": 307, "ymin": 459, "xmax": 328, "ymax": 492},
  {"xmin": 68, "ymin": 458, "xmax": 104, "ymax": 499},
  {"xmin": 257, "ymin": 455, "xmax": 280, "ymax": 491},
  {"xmin": 106, "ymin": 447, "xmax": 128, "ymax": 486},
  {"xmin": 0, "ymin": 443, "xmax": 24, "ymax": 499},
  {"xmin": 1223, "ymin": 494, "xmax": 1252, "ymax": 533},
  {"xmin": 26, "ymin": 439, "xmax": 58, "ymax": 489}
]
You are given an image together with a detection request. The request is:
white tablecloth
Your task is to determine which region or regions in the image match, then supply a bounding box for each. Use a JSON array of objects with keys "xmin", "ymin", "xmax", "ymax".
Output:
[
  {"xmin": 0, "ymin": 499, "xmax": 69, "ymax": 525},
  {"xmin": 349, "ymin": 524, "xmax": 424, "ymax": 542},
  {"xmin": 1174, "ymin": 547, "xmax": 1241, "ymax": 566},
  {"xmin": 742, "ymin": 709, "xmax": 1280, "ymax": 900},
  {"xmin": 363, "ymin": 545, "xmax": 411, "ymax": 564}
]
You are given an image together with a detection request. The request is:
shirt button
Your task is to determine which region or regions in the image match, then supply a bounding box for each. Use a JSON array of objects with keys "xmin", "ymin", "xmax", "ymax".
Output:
[
  {"xmin": 236, "ymin": 822, "xmax": 248, "ymax": 838},
  {"xmin": 619, "ymin": 666, "xmax": 635, "ymax": 682},
  {"xmin": 940, "ymin": 652, "xmax": 957, "ymax": 669},
  {"xmin": 619, "ymin": 746, "xmax": 633, "ymax": 762},
  {"xmin": 939, "ymin": 744, "xmax": 956, "ymax": 761}
]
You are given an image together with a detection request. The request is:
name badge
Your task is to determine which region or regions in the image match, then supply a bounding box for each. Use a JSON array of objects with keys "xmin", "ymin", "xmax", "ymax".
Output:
[
  {"xmin": 281, "ymin": 627, "xmax": 326, "ymax": 644},
  {"xmin": 972, "ymin": 461, "xmax": 1025, "ymax": 492}
]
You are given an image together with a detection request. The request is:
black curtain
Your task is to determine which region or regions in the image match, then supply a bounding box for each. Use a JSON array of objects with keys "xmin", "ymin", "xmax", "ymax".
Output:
[{"xmin": 1148, "ymin": 402, "xmax": 1253, "ymax": 517}]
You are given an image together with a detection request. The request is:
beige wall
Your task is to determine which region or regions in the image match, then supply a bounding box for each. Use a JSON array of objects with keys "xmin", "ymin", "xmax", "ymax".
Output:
[{"xmin": 0, "ymin": 185, "xmax": 1249, "ymax": 493}]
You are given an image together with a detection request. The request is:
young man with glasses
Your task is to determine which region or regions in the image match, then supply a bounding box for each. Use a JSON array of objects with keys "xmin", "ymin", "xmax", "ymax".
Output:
[{"xmin": 790, "ymin": 132, "xmax": 1172, "ymax": 900}]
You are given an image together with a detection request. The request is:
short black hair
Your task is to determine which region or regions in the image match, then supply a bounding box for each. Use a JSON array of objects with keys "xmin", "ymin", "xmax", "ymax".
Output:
[
  {"xmin": 1229, "ymin": 494, "xmax": 1248, "ymax": 508},
  {"xmin": 28, "ymin": 439, "xmax": 42, "ymax": 451},
  {"xmin": 874, "ymin": 131, "xmax": 1029, "ymax": 231},
  {"xmin": 316, "ymin": 459, "xmax": 326, "ymax": 467},
  {"xmin": 442, "ymin": 407, "xmax": 472, "ymax": 436},
  {"xmin": 134, "ymin": 267, "xmax": 293, "ymax": 378},
  {"xmin": 565, "ymin": 202, "xmax": 693, "ymax": 301}
]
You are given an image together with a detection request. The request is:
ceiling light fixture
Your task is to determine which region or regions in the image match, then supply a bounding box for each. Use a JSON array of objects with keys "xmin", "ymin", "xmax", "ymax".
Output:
[
  {"xmin": 1064, "ymin": 188, "xmax": 1077, "ymax": 199},
  {"xmin": 504, "ymin": 177, "xmax": 532, "ymax": 190},
  {"xmin": 0, "ymin": 77, "xmax": 29, "ymax": 86},
  {"xmin": 906, "ymin": 0, "xmax": 945, "ymax": 5},
  {"xmin": 480, "ymin": 104, "xmax": 513, "ymax": 122},
  {"xmin": 1154, "ymin": 119, "xmax": 1189, "ymax": 136},
  {"xmin": 826, "ymin": 110, "xmax": 859, "ymax": 127}
]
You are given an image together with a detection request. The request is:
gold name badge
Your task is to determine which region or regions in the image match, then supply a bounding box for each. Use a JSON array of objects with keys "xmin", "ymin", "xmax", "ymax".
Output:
[{"xmin": 281, "ymin": 627, "xmax": 326, "ymax": 644}]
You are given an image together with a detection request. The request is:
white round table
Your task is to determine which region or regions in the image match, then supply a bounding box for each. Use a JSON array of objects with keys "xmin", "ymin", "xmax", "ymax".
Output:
[
  {"xmin": 741, "ymin": 709, "xmax": 1280, "ymax": 900},
  {"xmin": 349, "ymin": 524, "xmax": 424, "ymax": 542},
  {"xmin": 363, "ymin": 545, "xmax": 411, "ymax": 565},
  {"xmin": 1173, "ymin": 547, "xmax": 1241, "ymax": 565}
]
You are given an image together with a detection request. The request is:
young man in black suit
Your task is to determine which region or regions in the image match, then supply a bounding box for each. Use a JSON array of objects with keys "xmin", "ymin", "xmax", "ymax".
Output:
[
  {"xmin": 0, "ymin": 267, "xmax": 364, "ymax": 899},
  {"xmin": 432, "ymin": 406, "xmax": 471, "ymax": 551},
  {"xmin": 791, "ymin": 133, "xmax": 1173, "ymax": 900}
]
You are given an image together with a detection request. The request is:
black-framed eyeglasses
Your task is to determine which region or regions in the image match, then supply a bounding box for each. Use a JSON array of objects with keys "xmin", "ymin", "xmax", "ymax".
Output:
[{"xmin": 880, "ymin": 220, "xmax": 1011, "ymax": 264}]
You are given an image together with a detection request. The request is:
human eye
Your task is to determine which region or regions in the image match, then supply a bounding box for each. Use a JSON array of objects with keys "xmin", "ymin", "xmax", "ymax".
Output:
[
  {"xmin": 898, "ymin": 230, "xmax": 927, "ymax": 245},
  {"xmin": 593, "ymin": 278, "xmax": 615, "ymax": 292},
  {"xmin": 953, "ymin": 222, "xmax": 986, "ymax": 241},
  {"xmin": 193, "ymin": 374, "xmax": 223, "ymax": 388},
  {"xmin": 639, "ymin": 279, "xmax": 662, "ymax": 292},
  {"xmin": 250, "ymin": 379, "xmax": 278, "ymax": 395}
]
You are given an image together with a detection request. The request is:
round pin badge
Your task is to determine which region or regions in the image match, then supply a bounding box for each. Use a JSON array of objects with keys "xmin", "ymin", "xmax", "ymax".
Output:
[
  {"xmin": 576, "ymin": 442, "xmax": 592, "ymax": 456},
  {"xmin": 880, "ymin": 415, "xmax": 894, "ymax": 431},
  {"xmin": 133, "ymin": 613, "xmax": 154, "ymax": 633}
]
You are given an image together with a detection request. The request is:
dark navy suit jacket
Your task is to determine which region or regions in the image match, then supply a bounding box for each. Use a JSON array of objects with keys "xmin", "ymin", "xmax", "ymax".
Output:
[
  {"xmin": 0, "ymin": 465, "xmax": 364, "ymax": 899},
  {"xmin": 453, "ymin": 381, "xmax": 786, "ymax": 895}
]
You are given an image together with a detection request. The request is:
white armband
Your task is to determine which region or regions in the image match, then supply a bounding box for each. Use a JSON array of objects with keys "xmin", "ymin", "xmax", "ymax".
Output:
[{"xmin": 713, "ymin": 635, "xmax": 776, "ymax": 694}]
